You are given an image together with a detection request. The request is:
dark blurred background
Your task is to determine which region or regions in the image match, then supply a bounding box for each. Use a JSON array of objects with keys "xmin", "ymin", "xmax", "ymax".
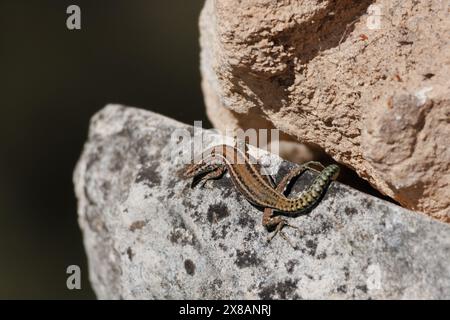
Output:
[{"xmin": 0, "ymin": 0, "xmax": 208, "ymax": 299}]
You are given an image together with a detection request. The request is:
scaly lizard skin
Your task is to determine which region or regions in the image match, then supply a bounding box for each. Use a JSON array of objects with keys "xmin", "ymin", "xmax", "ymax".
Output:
[{"xmin": 182, "ymin": 144, "xmax": 339, "ymax": 243}]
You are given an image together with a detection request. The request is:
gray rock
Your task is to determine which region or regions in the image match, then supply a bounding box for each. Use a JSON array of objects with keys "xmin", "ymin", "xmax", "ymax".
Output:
[{"xmin": 74, "ymin": 104, "xmax": 450, "ymax": 299}]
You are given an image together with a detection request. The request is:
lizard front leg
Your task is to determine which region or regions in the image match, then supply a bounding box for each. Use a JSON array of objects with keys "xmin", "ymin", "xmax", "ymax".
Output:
[
  {"xmin": 193, "ymin": 165, "xmax": 226, "ymax": 188},
  {"xmin": 183, "ymin": 161, "xmax": 227, "ymax": 188}
]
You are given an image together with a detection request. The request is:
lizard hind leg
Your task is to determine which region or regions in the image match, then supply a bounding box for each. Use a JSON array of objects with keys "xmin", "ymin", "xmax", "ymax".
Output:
[
  {"xmin": 302, "ymin": 161, "xmax": 326, "ymax": 173},
  {"xmin": 264, "ymin": 213, "xmax": 300, "ymax": 248},
  {"xmin": 261, "ymin": 164, "xmax": 310, "ymax": 230},
  {"xmin": 262, "ymin": 162, "xmax": 319, "ymax": 247}
]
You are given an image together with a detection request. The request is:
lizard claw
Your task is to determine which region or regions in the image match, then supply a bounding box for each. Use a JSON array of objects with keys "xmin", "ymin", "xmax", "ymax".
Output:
[
  {"xmin": 266, "ymin": 219, "xmax": 299, "ymax": 249},
  {"xmin": 284, "ymin": 222, "xmax": 300, "ymax": 231},
  {"xmin": 279, "ymin": 230, "xmax": 298, "ymax": 249}
]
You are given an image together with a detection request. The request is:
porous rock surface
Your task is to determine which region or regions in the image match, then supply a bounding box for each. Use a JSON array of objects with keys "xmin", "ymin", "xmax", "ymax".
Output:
[
  {"xmin": 74, "ymin": 105, "xmax": 450, "ymax": 299},
  {"xmin": 199, "ymin": 0, "xmax": 450, "ymax": 220}
]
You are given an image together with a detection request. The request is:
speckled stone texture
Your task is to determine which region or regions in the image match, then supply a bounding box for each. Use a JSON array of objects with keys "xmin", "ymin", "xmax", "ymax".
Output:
[
  {"xmin": 199, "ymin": 0, "xmax": 450, "ymax": 221},
  {"xmin": 74, "ymin": 105, "xmax": 450, "ymax": 299}
]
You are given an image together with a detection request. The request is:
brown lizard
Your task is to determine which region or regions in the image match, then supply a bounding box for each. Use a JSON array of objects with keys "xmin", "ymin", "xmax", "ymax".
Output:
[{"xmin": 182, "ymin": 143, "xmax": 340, "ymax": 244}]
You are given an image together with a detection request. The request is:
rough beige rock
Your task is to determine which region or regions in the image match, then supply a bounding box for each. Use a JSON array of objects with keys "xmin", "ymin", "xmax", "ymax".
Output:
[{"xmin": 199, "ymin": 0, "xmax": 450, "ymax": 221}]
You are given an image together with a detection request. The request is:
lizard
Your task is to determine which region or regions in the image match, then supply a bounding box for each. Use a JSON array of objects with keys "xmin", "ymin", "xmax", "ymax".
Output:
[{"xmin": 181, "ymin": 143, "xmax": 340, "ymax": 244}]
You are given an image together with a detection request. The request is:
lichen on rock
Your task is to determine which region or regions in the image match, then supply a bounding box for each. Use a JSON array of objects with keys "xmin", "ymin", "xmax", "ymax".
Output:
[{"xmin": 74, "ymin": 105, "xmax": 450, "ymax": 299}]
